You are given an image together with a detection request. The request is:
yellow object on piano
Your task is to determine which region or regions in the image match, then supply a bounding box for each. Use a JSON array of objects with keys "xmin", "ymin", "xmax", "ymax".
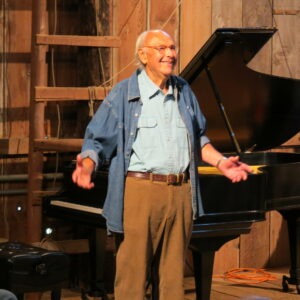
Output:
[{"xmin": 198, "ymin": 165, "xmax": 263, "ymax": 175}]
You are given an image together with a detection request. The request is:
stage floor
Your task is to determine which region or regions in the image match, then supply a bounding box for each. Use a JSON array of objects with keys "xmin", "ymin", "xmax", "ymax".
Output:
[{"xmin": 40, "ymin": 267, "xmax": 299, "ymax": 300}]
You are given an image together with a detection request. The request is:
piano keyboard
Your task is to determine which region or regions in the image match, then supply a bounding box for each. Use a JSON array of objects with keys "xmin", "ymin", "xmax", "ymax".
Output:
[
  {"xmin": 50, "ymin": 200, "xmax": 103, "ymax": 215},
  {"xmin": 198, "ymin": 165, "xmax": 263, "ymax": 175}
]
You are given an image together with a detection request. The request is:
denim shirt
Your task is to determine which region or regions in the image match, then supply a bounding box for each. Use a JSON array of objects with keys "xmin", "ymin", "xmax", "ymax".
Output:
[{"xmin": 80, "ymin": 70, "xmax": 210, "ymax": 233}]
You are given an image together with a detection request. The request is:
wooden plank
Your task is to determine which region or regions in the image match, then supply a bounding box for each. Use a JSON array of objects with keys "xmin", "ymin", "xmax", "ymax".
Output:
[
  {"xmin": 149, "ymin": 0, "xmax": 178, "ymax": 38},
  {"xmin": 273, "ymin": 9, "xmax": 299, "ymax": 15},
  {"xmin": 243, "ymin": 0, "xmax": 273, "ymax": 27},
  {"xmin": 180, "ymin": 0, "xmax": 212, "ymax": 71},
  {"xmin": 54, "ymin": 239, "xmax": 90, "ymax": 254},
  {"xmin": 0, "ymin": 138, "xmax": 29, "ymax": 155},
  {"xmin": 149, "ymin": 0, "xmax": 178, "ymax": 71},
  {"xmin": 27, "ymin": 0, "xmax": 49, "ymax": 244},
  {"xmin": 212, "ymin": 0, "xmax": 243, "ymax": 30},
  {"xmin": 36, "ymin": 34, "xmax": 121, "ymax": 48},
  {"xmin": 35, "ymin": 86, "xmax": 111, "ymax": 101},
  {"xmin": 269, "ymin": 211, "xmax": 290, "ymax": 267},
  {"xmin": 32, "ymin": 189, "xmax": 61, "ymax": 199},
  {"xmin": 242, "ymin": 0, "xmax": 273, "ymax": 76},
  {"xmin": 239, "ymin": 0, "xmax": 273, "ymax": 270},
  {"xmin": 210, "ymin": 0, "xmax": 242, "ymax": 274},
  {"xmin": 272, "ymin": 0, "xmax": 300, "ymax": 78},
  {"xmin": 281, "ymin": 132, "xmax": 300, "ymax": 147},
  {"xmin": 213, "ymin": 238, "xmax": 240, "ymax": 274},
  {"xmin": 113, "ymin": 0, "xmax": 147, "ymax": 81},
  {"xmin": 269, "ymin": 0, "xmax": 299, "ymax": 264},
  {"xmin": 211, "ymin": 267, "xmax": 300, "ymax": 299},
  {"xmin": 34, "ymin": 138, "xmax": 83, "ymax": 152},
  {"xmin": 4, "ymin": 1, "xmax": 32, "ymax": 139},
  {"xmin": 39, "ymin": 268, "xmax": 300, "ymax": 299},
  {"xmin": 240, "ymin": 219, "xmax": 270, "ymax": 268},
  {"xmin": 34, "ymin": 239, "xmax": 90, "ymax": 254}
]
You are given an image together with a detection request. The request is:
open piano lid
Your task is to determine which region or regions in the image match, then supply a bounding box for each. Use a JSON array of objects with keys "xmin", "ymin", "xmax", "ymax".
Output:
[{"xmin": 180, "ymin": 28, "xmax": 300, "ymax": 152}]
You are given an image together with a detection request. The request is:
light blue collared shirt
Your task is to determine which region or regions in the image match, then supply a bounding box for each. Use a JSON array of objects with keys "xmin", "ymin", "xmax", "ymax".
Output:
[{"xmin": 128, "ymin": 70, "xmax": 189, "ymax": 174}]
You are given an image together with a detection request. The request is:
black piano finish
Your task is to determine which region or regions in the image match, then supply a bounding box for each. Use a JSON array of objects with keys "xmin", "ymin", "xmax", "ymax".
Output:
[
  {"xmin": 44, "ymin": 166, "xmax": 108, "ymax": 228},
  {"xmin": 180, "ymin": 28, "xmax": 300, "ymax": 152},
  {"xmin": 181, "ymin": 28, "xmax": 300, "ymax": 299},
  {"xmin": 43, "ymin": 166, "xmax": 110, "ymax": 298}
]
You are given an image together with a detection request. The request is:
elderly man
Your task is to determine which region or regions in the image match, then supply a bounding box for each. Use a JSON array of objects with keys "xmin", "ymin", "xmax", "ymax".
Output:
[{"xmin": 72, "ymin": 29, "xmax": 252, "ymax": 300}]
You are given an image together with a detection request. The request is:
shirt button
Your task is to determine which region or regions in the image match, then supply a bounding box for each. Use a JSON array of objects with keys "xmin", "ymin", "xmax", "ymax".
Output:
[
  {"xmin": 134, "ymin": 113, "xmax": 139, "ymax": 117},
  {"xmin": 130, "ymin": 132, "xmax": 134, "ymax": 136}
]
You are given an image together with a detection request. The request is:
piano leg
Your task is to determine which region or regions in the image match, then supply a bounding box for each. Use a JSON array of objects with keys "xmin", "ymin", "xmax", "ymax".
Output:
[
  {"xmin": 280, "ymin": 210, "xmax": 300, "ymax": 294},
  {"xmin": 192, "ymin": 250, "xmax": 215, "ymax": 300},
  {"xmin": 82, "ymin": 228, "xmax": 109, "ymax": 300},
  {"xmin": 189, "ymin": 235, "xmax": 240, "ymax": 300}
]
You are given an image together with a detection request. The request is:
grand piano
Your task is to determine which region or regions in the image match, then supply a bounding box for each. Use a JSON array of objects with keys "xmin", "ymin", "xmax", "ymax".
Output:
[
  {"xmin": 44, "ymin": 28, "xmax": 300, "ymax": 300},
  {"xmin": 181, "ymin": 27, "xmax": 300, "ymax": 299}
]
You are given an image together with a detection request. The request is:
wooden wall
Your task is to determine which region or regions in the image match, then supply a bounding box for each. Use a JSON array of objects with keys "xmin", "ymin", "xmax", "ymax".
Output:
[
  {"xmin": 0, "ymin": 0, "xmax": 299, "ymax": 276},
  {"xmin": 0, "ymin": 0, "xmax": 32, "ymax": 241}
]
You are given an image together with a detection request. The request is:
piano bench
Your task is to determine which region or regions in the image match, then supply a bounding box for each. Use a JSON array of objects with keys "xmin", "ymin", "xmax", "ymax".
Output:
[{"xmin": 0, "ymin": 242, "xmax": 70, "ymax": 300}]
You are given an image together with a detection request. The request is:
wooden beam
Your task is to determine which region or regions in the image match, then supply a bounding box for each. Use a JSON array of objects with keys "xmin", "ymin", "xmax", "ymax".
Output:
[
  {"xmin": 35, "ymin": 86, "xmax": 111, "ymax": 101},
  {"xmin": 34, "ymin": 138, "xmax": 83, "ymax": 152},
  {"xmin": 52, "ymin": 239, "xmax": 90, "ymax": 254},
  {"xmin": 27, "ymin": 0, "xmax": 48, "ymax": 244},
  {"xmin": 273, "ymin": 9, "xmax": 299, "ymax": 15},
  {"xmin": 32, "ymin": 189, "xmax": 61, "ymax": 200},
  {"xmin": 36, "ymin": 34, "xmax": 121, "ymax": 47},
  {"xmin": 32, "ymin": 239, "xmax": 90, "ymax": 254}
]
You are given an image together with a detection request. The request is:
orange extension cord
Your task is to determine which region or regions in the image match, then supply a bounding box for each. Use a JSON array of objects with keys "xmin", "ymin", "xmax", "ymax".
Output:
[{"xmin": 214, "ymin": 268, "xmax": 278, "ymax": 285}]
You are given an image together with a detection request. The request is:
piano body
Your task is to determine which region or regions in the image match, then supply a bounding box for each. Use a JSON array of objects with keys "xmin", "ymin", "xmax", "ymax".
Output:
[
  {"xmin": 181, "ymin": 28, "xmax": 300, "ymax": 299},
  {"xmin": 44, "ymin": 166, "xmax": 109, "ymax": 299},
  {"xmin": 44, "ymin": 28, "xmax": 300, "ymax": 300}
]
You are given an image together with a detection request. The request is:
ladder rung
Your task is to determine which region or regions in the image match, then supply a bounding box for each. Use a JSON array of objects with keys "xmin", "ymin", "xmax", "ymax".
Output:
[
  {"xmin": 35, "ymin": 86, "xmax": 111, "ymax": 101},
  {"xmin": 34, "ymin": 138, "xmax": 83, "ymax": 152},
  {"xmin": 36, "ymin": 34, "xmax": 121, "ymax": 47},
  {"xmin": 32, "ymin": 189, "xmax": 61, "ymax": 199}
]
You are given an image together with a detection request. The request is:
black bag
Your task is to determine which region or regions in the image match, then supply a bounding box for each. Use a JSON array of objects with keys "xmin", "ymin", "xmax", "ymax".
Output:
[{"xmin": 0, "ymin": 242, "xmax": 69, "ymax": 294}]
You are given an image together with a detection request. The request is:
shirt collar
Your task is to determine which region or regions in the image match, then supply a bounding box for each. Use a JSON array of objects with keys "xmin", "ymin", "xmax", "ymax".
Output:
[{"xmin": 138, "ymin": 69, "xmax": 174, "ymax": 101}]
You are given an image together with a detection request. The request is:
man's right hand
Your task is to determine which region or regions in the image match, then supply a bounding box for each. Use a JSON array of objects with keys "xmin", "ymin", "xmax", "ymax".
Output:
[{"xmin": 72, "ymin": 154, "xmax": 95, "ymax": 189}]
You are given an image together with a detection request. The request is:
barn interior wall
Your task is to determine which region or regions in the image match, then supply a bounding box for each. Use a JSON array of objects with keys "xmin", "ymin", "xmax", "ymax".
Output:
[{"xmin": 0, "ymin": 0, "xmax": 299, "ymax": 277}]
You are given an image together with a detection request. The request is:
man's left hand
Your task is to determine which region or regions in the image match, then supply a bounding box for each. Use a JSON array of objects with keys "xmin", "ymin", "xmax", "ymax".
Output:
[{"xmin": 217, "ymin": 156, "xmax": 253, "ymax": 183}]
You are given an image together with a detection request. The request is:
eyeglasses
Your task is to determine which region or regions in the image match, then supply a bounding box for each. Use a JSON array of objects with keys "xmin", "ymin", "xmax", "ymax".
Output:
[{"xmin": 142, "ymin": 45, "xmax": 177, "ymax": 54}]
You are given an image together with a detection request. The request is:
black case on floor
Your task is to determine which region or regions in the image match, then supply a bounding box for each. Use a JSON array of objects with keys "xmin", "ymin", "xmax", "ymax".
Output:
[{"xmin": 0, "ymin": 242, "xmax": 69, "ymax": 294}]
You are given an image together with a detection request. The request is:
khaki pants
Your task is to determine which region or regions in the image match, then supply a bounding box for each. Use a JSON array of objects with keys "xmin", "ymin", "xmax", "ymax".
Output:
[{"xmin": 114, "ymin": 176, "xmax": 193, "ymax": 300}]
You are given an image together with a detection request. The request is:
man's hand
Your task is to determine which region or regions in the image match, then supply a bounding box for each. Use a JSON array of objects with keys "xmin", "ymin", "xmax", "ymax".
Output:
[
  {"xmin": 72, "ymin": 155, "xmax": 95, "ymax": 189},
  {"xmin": 217, "ymin": 156, "xmax": 253, "ymax": 183}
]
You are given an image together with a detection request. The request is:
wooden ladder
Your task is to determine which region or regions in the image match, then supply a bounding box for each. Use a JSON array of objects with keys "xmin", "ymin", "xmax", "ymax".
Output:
[{"xmin": 27, "ymin": 0, "xmax": 120, "ymax": 243}]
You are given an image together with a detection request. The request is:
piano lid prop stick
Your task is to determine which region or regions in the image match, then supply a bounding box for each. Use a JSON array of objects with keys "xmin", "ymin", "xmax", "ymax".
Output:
[{"xmin": 204, "ymin": 63, "xmax": 242, "ymax": 154}]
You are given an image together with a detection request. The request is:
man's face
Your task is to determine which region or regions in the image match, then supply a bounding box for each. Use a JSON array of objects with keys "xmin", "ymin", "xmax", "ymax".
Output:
[{"xmin": 138, "ymin": 31, "xmax": 177, "ymax": 83}]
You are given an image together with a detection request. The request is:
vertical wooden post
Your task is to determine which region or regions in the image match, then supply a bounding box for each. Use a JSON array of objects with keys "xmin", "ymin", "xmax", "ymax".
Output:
[{"xmin": 27, "ymin": 0, "xmax": 48, "ymax": 243}]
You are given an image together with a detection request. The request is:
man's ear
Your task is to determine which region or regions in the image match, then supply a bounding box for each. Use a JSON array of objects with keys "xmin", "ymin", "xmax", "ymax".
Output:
[{"xmin": 138, "ymin": 48, "xmax": 147, "ymax": 65}]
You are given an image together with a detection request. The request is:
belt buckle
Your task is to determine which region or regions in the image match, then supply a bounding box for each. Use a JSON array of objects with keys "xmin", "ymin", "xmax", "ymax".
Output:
[{"xmin": 167, "ymin": 174, "xmax": 180, "ymax": 185}]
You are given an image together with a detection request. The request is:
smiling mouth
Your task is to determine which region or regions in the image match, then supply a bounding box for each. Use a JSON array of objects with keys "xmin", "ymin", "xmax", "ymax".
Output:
[{"xmin": 162, "ymin": 60, "xmax": 175, "ymax": 65}]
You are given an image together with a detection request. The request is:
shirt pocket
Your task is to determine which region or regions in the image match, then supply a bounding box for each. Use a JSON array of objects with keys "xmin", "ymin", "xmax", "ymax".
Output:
[
  {"xmin": 138, "ymin": 116, "xmax": 157, "ymax": 128},
  {"xmin": 137, "ymin": 116, "xmax": 158, "ymax": 148},
  {"xmin": 176, "ymin": 117, "xmax": 189, "ymax": 149},
  {"xmin": 176, "ymin": 117, "xmax": 186, "ymax": 129}
]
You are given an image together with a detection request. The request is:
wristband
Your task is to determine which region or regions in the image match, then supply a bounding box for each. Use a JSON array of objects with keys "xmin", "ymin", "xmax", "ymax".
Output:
[{"xmin": 216, "ymin": 156, "xmax": 227, "ymax": 168}]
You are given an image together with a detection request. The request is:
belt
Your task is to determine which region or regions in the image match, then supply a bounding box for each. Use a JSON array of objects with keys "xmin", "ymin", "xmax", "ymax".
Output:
[{"xmin": 127, "ymin": 171, "xmax": 189, "ymax": 185}]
